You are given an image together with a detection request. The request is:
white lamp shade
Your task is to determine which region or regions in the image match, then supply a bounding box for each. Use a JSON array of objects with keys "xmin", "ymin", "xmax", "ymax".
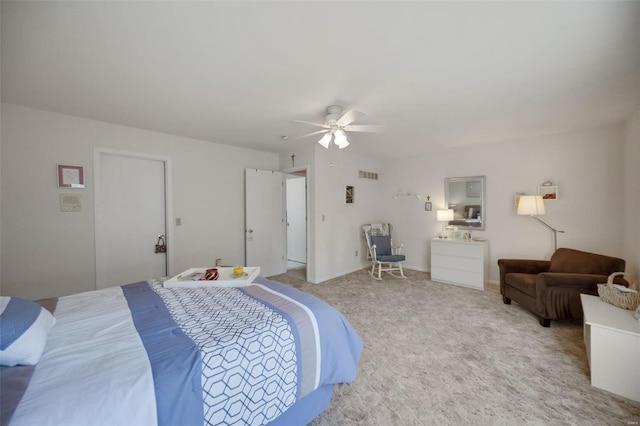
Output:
[
  {"xmin": 317, "ymin": 133, "xmax": 332, "ymax": 149},
  {"xmin": 436, "ymin": 209, "xmax": 454, "ymax": 222},
  {"xmin": 517, "ymin": 195, "xmax": 546, "ymax": 215},
  {"xmin": 334, "ymin": 129, "xmax": 347, "ymax": 143},
  {"xmin": 337, "ymin": 138, "xmax": 350, "ymax": 149}
]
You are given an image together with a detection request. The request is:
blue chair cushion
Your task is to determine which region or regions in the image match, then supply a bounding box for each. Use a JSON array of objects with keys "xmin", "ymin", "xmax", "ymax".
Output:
[
  {"xmin": 371, "ymin": 235, "xmax": 392, "ymax": 256},
  {"xmin": 378, "ymin": 254, "xmax": 406, "ymax": 263}
]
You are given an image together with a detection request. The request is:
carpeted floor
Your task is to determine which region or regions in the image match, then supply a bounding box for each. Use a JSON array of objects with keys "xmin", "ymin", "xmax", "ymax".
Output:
[{"xmin": 268, "ymin": 269, "xmax": 640, "ymax": 425}]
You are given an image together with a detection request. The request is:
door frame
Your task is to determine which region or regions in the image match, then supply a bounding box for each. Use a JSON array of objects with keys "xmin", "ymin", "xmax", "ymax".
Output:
[
  {"xmin": 93, "ymin": 148, "xmax": 174, "ymax": 289},
  {"xmin": 283, "ymin": 165, "xmax": 310, "ymax": 282}
]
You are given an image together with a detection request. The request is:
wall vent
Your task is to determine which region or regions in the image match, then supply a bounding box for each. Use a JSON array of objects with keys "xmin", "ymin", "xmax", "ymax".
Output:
[{"xmin": 358, "ymin": 170, "xmax": 379, "ymax": 180}]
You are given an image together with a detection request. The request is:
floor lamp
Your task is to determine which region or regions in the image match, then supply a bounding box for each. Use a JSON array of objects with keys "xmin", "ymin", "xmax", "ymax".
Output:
[{"xmin": 517, "ymin": 195, "xmax": 565, "ymax": 250}]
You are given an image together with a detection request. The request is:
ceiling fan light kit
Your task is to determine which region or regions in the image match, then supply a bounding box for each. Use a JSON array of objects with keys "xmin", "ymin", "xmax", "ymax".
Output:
[
  {"xmin": 292, "ymin": 105, "xmax": 383, "ymax": 150},
  {"xmin": 318, "ymin": 133, "xmax": 332, "ymax": 149}
]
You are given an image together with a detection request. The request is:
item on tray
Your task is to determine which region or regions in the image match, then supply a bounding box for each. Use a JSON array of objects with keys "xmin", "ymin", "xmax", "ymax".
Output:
[
  {"xmin": 182, "ymin": 271, "xmax": 205, "ymax": 281},
  {"xmin": 200, "ymin": 268, "xmax": 219, "ymax": 281},
  {"xmin": 165, "ymin": 267, "xmax": 260, "ymax": 288},
  {"xmin": 233, "ymin": 266, "xmax": 244, "ymax": 276}
]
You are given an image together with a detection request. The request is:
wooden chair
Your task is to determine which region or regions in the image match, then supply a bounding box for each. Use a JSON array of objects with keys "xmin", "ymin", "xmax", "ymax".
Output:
[{"xmin": 363, "ymin": 224, "xmax": 406, "ymax": 280}]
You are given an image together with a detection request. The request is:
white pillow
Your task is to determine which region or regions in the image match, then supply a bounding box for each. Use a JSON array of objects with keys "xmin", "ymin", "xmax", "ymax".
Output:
[{"xmin": 0, "ymin": 296, "xmax": 56, "ymax": 366}]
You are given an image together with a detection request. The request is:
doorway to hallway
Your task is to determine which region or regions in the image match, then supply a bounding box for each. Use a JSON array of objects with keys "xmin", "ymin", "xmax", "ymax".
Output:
[{"xmin": 286, "ymin": 169, "xmax": 307, "ymax": 281}]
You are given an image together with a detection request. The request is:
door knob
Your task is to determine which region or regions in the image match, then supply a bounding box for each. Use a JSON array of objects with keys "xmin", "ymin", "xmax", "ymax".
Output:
[{"xmin": 247, "ymin": 229, "xmax": 253, "ymax": 234}]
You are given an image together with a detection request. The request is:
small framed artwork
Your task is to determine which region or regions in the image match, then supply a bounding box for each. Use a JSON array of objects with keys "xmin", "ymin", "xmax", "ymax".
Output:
[
  {"xmin": 57, "ymin": 164, "xmax": 85, "ymax": 188},
  {"xmin": 537, "ymin": 185, "xmax": 558, "ymax": 200},
  {"xmin": 345, "ymin": 185, "xmax": 354, "ymax": 204}
]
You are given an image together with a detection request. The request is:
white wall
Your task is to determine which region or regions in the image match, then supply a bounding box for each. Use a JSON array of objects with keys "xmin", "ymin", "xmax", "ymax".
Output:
[
  {"xmin": 280, "ymin": 144, "xmax": 382, "ymax": 283},
  {"xmin": 1, "ymin": 103, "xmax": 633, "ymax": 298},
  {"xmin": 380, "ymin": 124, "xmax": 627, "ymax": 283},
  {"xmin": 623, "ymin": 110, "xmax": 640, "ymax": 277},
  {"xmin": 0, "ymin": 103, "xmax": 278, "ymax": 300},
  {"xmin": 281, "ymin": 124, "xmax": 630, "ymax": 284},
  {"xmin": 313, "ymin": 146, "xmax": 382, "ymax": 282}
]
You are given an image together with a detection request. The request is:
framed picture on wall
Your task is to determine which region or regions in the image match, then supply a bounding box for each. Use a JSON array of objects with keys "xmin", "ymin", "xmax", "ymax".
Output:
[
  {"xmin": 57, "ymin": 164, "xmax": 85, "ymax": 188},
  {"xmin": 345, "ymin": 185, "xmax": 354, "ymax": 204}
]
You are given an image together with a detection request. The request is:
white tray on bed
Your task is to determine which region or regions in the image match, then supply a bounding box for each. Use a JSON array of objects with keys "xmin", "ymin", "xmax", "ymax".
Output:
[{"xmin": 164, "ymin": 267, "xmax": 260, "ymax": 288}]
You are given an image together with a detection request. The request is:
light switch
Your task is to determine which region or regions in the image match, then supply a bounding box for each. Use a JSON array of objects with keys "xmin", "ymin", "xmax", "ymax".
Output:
[
  {"xmin": 175, "ymin": 217, "xmax": 182, "ymax": 226},
  {"xmin": 60, "ymin": 193, "xmax": 81, "ymax": 212}
]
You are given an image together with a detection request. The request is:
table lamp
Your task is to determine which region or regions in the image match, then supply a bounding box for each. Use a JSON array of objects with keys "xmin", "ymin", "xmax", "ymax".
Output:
[{"xmin": 436, "ymin": 209, "xmax": 454, "ymax": 238}]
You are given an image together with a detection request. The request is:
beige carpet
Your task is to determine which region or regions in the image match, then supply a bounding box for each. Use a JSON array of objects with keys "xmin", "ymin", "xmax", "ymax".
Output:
[{"xmin": 268, "ymin": 269, "xmax": 640, "ymax": 425}]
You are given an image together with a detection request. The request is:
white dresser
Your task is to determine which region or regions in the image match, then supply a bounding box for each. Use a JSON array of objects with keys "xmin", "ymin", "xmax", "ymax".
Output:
[{"xmin": 430, "ymin": 238, "xmax": 489, "ymax": 290}]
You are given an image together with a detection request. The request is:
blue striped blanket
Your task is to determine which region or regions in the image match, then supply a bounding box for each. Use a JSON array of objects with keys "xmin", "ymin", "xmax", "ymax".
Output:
[{"xmin": 1, "ymin": 277, "xmax": 362, "ymax": 426}]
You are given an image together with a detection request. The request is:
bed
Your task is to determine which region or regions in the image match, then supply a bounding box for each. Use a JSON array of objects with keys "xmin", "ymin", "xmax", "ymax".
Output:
[
  {"xmin": 0, "ymin": 276, "xmax": 362, "ymax": 426},
  {"xmin": 449, "ymin": 204, "xmax": 482, "ymax": 227}
]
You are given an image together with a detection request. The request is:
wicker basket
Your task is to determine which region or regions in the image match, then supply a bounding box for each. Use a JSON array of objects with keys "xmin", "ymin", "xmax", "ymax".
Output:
[{"xmin": 597, "ymin": 272, "xmax": 640, "ymax": 310}]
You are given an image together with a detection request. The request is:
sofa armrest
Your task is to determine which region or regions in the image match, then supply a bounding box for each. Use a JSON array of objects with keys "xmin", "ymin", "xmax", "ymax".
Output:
[{"xmin": 497, "ymin": 259, "xmax": 550, "ymax": 293}]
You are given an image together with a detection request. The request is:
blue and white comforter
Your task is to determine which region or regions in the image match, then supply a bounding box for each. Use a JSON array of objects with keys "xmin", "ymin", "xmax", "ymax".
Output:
[{"xmin": 1, "ymin": 277, "xmax": 362, "ymax": 426}]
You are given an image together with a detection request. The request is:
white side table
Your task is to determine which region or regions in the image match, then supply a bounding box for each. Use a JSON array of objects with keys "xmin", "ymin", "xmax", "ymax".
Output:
[{"xmin": 580, "ymin": 294, "xmax": 640, "ymax": 401}]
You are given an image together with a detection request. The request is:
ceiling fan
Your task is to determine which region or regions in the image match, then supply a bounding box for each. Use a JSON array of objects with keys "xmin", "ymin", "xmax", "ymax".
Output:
[{"xmin": 293, "ymin": 105, "xmax": 384, "ymax": 149}]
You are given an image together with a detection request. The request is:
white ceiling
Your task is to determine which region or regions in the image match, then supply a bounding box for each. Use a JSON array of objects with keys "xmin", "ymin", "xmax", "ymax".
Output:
[{"xmin": 2, "ymin": 1, "xmax": 639, "ymax": 159}]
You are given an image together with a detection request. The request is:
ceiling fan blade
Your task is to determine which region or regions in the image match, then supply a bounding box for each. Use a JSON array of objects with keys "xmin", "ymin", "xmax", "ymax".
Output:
[
  {"xmin": 292, "ymin": 129, "xmax": 329, "ymax": 140},
  {"xmin": 293, "ymin": 120, "xmax": 330, "ymax": 129},
  {"xmin": 342, "ymin": 124, "xmax": 385, "ymax": 133},
  {"xmin": 336, "ymin": 109, "xmax": 365, "ymax": 127}
]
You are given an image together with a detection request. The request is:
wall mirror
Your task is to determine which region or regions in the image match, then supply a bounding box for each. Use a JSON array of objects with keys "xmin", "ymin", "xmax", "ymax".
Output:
[{"xmin": 444, "ymin": 176, "xmax": 486, "ymax": 231}]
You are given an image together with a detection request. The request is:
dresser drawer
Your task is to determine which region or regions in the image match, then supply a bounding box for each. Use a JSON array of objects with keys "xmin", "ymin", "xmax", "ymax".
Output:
[
  {"xmin": 431, "ymin": 253, "xmax": 483, "ymax": 273},
  {"xmin": 431, "ymin": 266, "xmax": 484, "ymax": 290},
  {"xmin": 431, "ymin": 240, "xmax": 483, "ymax": 259}
]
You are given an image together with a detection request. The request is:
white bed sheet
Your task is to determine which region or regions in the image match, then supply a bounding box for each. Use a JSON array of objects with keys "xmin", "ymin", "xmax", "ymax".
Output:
[{"xmin": 11, "ymin": 287, "xmax": 157, "ymax": 426}]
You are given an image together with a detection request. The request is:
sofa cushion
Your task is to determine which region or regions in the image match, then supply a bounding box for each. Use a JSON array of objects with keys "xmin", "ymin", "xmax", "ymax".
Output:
[
  {"xmin": 371, "ymin": 235, "xmax": 392, "ymax": 256},
  {"xmin": 378, "ymin": 254, "xmax": 406, "ymax": 263},
  {"xmin": 548, "ymin": 248, "xmax": 625, "ymax": 275},
  {"xmin": 504, "ymin": 273, "xmax": 538, "ymax": 298}
]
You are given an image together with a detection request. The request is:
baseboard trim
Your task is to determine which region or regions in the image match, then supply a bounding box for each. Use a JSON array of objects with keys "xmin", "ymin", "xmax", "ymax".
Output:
[{"xmin": 311, "ymin": 265, "xmax": 365, "ymax": 284}]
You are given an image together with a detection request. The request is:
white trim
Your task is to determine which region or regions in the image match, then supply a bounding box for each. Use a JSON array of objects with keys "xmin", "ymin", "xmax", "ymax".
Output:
[
  {"xmin": 283, "ymin": 165, "xmax": 311, "ymax": 283},
  {"xmin": 312, "ymin": 265, "xmax": 364, "ymax": 284},
  {"xmin": 403, "ymin": 264, "xmax": 428, "ymax": 273},
  {"xmin": 93, "ymin": 148, "xmax": 174, "ymax": 289},
  {"xmin": 314, "ymin": 265, "xmax": 431, "ymax": 283}
]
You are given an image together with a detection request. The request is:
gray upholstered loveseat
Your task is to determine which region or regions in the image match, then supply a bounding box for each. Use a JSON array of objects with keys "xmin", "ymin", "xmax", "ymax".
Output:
[{"xmin": 498, "ymin": 248, "xmax": 626, "ymax": 327}]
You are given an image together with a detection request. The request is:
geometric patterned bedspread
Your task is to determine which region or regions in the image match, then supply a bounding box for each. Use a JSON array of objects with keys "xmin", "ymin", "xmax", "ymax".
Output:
[
  {"xmin": 1, "ymin": 277, "xmax": 362, "ymax": 426},
  {"xmin": 153, "ymin": 283, "xmax": 300, "ymax": 425}
]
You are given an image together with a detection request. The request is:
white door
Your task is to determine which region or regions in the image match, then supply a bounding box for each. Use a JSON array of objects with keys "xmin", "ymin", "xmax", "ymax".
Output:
[
  {"xmin": 95, "ymin": 151, "xmax": 168, "ymax": 288},
  {"xmin": 286, "ymin": 176, "xmax": 306, "ymax": 264},
  {"xmin": 245, "ymin": 168, "xmax": 286, "ymax": 277}
]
